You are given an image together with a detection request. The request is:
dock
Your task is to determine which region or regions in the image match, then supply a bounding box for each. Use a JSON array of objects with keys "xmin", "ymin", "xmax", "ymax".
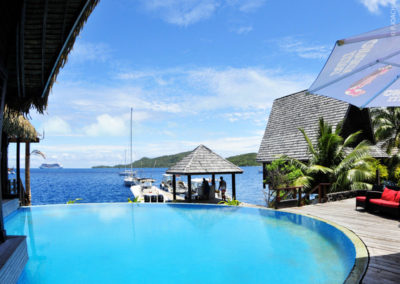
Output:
[{"xmin": 282, "ymin": 198, "xmax": 400, "ymax": 284}]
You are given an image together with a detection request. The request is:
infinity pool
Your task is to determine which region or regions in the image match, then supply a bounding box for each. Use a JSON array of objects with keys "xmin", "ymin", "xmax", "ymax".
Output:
[{"xmin": 5, "ymin": 204, "xmax": 355, "ymax": 283}]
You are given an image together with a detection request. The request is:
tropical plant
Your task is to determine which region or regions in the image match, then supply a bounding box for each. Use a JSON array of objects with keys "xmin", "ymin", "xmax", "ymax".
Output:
[
  {"xmin": 371, "ymin": 107, "xmax": 400, "ymax": 154},
  {"xmin": 127, "ymin": 197, "xmax": 140, "ymax": 203},
  {"xmin": 218, "ymin": 199, "xmax": 240, "ymax": 206},
  {"xmin": 66, "ymin": 198, "xmax": 82, "ymax": 204},
  {"xmin": 264, "ymin": 157, "xmax": 302, "ymax": 189},
  {"xmin": 287, "ymin": 118, "xmax": 375, "ymax": 192}
]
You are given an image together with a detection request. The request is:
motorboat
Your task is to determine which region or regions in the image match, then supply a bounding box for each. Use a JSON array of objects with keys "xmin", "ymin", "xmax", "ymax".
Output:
[
  {"xmin": 130, "ymin": 178, "xmax": 169, "ymax": 203},
  {"xmin": 124, "ymin": 173, "xmax": 139, "ymax": 187}
]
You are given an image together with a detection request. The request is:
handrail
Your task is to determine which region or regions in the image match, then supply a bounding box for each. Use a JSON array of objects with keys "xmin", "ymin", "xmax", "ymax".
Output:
[{"xmin": 271, "ymin": 183, "xmax": 331, "ymax": 209}]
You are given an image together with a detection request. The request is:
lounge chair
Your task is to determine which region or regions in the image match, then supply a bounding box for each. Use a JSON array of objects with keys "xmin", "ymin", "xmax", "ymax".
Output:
[{"xmin": 367, "ymin": 187, "xmax": 400, "ymax": 218}]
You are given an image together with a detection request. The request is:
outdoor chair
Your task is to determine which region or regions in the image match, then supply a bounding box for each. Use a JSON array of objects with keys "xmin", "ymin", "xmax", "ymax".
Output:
[
  {"xmin": 355, "ymin": 185, "xmax": 383, "ymax": 210},
  {"xmin": 144, "ymin": 195, "xmax": 150, "ymax": 203},
  {"xmin": 367, "ymin": 187, "xmax": 400, "ymax": 218},
  {"xmin": 151, "ymin": 195, "xmax": 157, "ymax": 202},
  {"xmin": 157, "ymin": 195, "xmax": 164, "ymax": 203}
]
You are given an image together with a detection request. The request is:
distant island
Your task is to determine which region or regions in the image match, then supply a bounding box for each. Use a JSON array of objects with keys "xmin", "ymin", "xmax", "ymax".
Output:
[{"xmin": 92, "ymin": 152, "xmax": 260, "ymax": 168}]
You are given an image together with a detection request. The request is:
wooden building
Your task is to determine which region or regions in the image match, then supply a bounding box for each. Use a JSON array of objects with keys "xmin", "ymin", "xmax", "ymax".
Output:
[
  {"xmin": 166, "ymin": 145, "xmax": 243, "ymax": 201},
  {"xmin": 256, "ymin": 90, "xmax": 388, "ymax": 188}
]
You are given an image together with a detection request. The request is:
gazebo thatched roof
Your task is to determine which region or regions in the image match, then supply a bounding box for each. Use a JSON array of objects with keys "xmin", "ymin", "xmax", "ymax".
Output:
[
  {"xmin": 3, "ymin": 108, "xmax": 38, "ymax": 140},
  {"xmin": 1, "ymin": 0, "xmax": 99, "ymax": 113},
  {"xmin": 257, "ymin": 90, "xmax": 388, "ymax": 163},
  {"xmin": 166, "ymin": 145, "xmax": 243, "ymax": 175}
]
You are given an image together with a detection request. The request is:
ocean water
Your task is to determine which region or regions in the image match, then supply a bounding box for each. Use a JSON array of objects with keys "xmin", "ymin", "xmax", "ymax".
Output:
[
  {"xmin": 5, "ymin": 204, "xmax": 355, "ymax": 284},
  {"xmin": 20, "ymin": 166, "xmax": 266, "ymax": 206}
]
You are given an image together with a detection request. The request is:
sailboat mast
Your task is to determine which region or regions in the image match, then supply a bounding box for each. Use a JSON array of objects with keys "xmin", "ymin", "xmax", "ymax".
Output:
[{"xmin": 130, "ymin": 107, "xmax": 133, "ymax": 172}]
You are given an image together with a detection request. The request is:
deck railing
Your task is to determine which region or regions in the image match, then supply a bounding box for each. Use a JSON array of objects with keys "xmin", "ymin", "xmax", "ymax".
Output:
[{"xmin": 272, "ymin": 183, "xmax": 331, "ymax": 209}]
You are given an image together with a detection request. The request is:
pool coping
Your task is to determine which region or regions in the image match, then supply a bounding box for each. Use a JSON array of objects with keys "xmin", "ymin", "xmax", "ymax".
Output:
[{"xmin": 18, "ymin": 202, "xmax": 368, "ymax": 283}]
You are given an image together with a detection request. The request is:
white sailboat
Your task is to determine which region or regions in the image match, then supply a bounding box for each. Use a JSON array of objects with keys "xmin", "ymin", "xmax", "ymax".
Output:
[
  {"xmin": 119, "ymin": 150, "xmax": 135, "ymax": 176},
  {"xmin": 124, "ymin": 108, "xmax": 138, "ymax": 186}
]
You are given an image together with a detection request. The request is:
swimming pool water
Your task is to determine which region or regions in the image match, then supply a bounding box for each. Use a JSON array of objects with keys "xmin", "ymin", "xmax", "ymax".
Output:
[{"xmin": 5, "ymin": 204, "xmax": 355, "ymax": 283}]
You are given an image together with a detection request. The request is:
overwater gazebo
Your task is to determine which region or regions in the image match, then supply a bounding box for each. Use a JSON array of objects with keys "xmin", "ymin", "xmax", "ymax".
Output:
[{"xmin": 166, "ymin": 145, "xmax": 243, "ymax": 201}]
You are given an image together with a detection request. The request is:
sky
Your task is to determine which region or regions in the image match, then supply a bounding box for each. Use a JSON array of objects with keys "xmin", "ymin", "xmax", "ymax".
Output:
[{"xmin": 9, "ymin": 0, "xmax": 400, "ymax": 168}]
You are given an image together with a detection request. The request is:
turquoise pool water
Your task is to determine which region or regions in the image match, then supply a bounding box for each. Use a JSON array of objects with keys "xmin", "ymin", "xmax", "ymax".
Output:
[{"xmin": 5, "ymin": 204, "xmax": 355, "ymax": 283}]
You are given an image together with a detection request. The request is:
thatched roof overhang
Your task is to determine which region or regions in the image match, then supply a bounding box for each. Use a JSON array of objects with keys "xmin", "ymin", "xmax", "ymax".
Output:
[
  {"xmin": 3, "ymin": 108, "xmax": 38, "ymax": 141},
  {"xmin": 1, "ymin": 0, "xmax": 99, "ymax": 113},
  {"xmin": 166, "ymin": 145, "xmax": 244, "ymax": 175},
  {"xmin": 257, "ymin": 90, "xmax": 388, "ymax": 163}
]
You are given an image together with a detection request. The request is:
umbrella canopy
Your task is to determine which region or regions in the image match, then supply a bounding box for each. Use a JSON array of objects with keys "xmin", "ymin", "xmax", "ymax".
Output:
[{"xmin": 309, "ymin": 24, "xmax": 400, "ymax": 108}]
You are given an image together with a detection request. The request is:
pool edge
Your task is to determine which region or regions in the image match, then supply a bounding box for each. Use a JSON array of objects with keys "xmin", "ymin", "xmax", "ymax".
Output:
[{"xmin": 17, "ymin": 202, "xmax": 369, "ymax": 283}]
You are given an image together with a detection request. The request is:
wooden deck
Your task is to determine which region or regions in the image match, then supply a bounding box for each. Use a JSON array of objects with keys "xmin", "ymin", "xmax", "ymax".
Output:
[{"xmin": 283, "ymin": 198, "xmax": 400, "ymax": 284}]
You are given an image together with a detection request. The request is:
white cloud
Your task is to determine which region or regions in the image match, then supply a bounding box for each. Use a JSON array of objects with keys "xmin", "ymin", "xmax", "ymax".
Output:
[
  {"xmin": 42, "ymin": 116, "xmax": 72, "ymax": 136},
  {"xmin": 141, "ymin": 0, "xmax": 266, "ymax": 26},
  {"xmin": 234, "ymin": 26, "xmax": 253, "ymax": 34},
  {"xmin": 84, "ymin": 114, "xmax": 127, "ymax": 136},
  {"xmin": 69, "ymin": 41, "xmax": 111, "ymax": 63},
  {"xmin": 275, "ymin": 36, "xmax": 330, "ymax": 60},
  {"xmin": 359, "ymin": 0, "xmax": 398, "ymax": 13}
]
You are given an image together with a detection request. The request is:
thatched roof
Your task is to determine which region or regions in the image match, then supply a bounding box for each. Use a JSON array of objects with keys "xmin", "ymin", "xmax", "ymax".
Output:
[
  {"xmin": 3, "ymin": 108, "xmax": 38, "ymax": 140},
  {"xmin": 257, "ymin": 90, "xmax": 388, "ymax": 163},
  {"xmin": 166, "ymin": 145, "xmax": 244, "ymax": 175},
  {"xmin": 1, "ymin": 0, "xmax": 99, "ymax": 113}
]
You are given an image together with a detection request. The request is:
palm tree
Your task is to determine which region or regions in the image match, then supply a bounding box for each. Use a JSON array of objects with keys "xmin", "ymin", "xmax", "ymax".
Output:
[
  {"xmin": 288, "ymin": 118, "xmax": 375, "ymax": 192},
  {"xmin": 371, "ymin": 107, "xmax": 400, "ymax": 154}
]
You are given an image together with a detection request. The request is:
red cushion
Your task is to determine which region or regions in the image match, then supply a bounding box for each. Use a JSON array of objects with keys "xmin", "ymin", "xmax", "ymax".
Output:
[
  {"xmin": 379, "ymin": 200, "xmax": 400, "ymax": 208},
  {"xmin": 369, "ymin": 199, "xmax": 383, "ymax": 206},
  {"xmin": 395, "ymin": 191, "xmax": 400, "ymax": 203},
  {"xmin": 381, "ymin": 188, "xmax": 397, "ymax": 201},
  {"xmin": 356, "ymin": 196, "xmax": 366, "ymax": 202}
]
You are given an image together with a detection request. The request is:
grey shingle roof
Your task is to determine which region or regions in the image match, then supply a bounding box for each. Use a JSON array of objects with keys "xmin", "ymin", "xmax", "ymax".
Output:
[
  {"xmin": 257, "ymin": 90, "xmax": 387, "ymax": 162},
  {"xmin": 166, "ymin": 145, "xmax": 244, "ymax": 175}
]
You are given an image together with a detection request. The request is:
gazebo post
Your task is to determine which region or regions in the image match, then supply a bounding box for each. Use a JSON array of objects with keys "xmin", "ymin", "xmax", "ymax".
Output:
[
  {"xmin": 262, "ymin": 163, "xmax": 266, "ymax": 189},
  {"xmin": 188, "ymin": 175, "xmax": 192, "ymax": 202},
  {"xmin": 172, "ymin": 174, "xmax": 176, "ymax": 201},
  {"xmin": 232, "ymin": 174, "xmax": 236, "ymax": 200},
  {"xmin": 211, "ymin": 174, "xmax": 215, "ymax": 190}
]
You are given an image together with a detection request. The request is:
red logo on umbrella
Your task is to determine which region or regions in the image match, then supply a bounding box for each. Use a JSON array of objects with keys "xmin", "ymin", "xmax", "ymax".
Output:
[{"xmin": 345, "ymin": 65, "xmax": 392, "ymax": 97}]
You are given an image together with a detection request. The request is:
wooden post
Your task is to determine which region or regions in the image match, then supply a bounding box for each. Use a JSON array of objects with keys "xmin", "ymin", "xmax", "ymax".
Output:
[
  {"xmin": 376, "ymin": 169, "xmax": 380, "ymax": 185},
  {"xmin": 25, "ymin": 142, "xmax": 31, "ymax": 205},
  {"xmin": 318, "ymin": 184, "xmax": 321, "ymax": 203},
  {"xmin": 16, "ymin": 140, "xmax": 21, "ymax": 202},
  {"xmin": 188, "ymin": 175, "xmax": 192, "ymax": 201},
  {"xmin": 172, "ymin": 174, "xmax": 176, "ymax": 201},
  {"xmin": 275, "ymin": 188, "xmax": 280, "ymax": 209},
  {"xmin": 211, "ymin": 174, "xmax": 215, "ymax": 188},
  {"xmin": 297, "ymin": 187, "xmax": 301, "ymax": 206},
  {"xmin": 262, "ymin": 163, "xmax": 266, "ymax": 189},
  {"xmin": 0, "ymin": 72, "xmax": 8, "ymax": 242},
  {"xmin": 232, "ymin": 174, "xmax": 236, "ymax": 200}
]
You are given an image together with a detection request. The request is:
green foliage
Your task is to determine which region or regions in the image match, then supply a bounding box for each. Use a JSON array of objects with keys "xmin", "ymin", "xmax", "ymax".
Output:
[
  {"xmin": 127, "ymin": 197, "xmax": 140, "ymax": 203},
  {"xmin": 370, "ymin": 159, "xmax": 388, "ymax": 180},
  {"xmin": 66, "ymin": 198, "xmax": 82, "ymax": 204},
  {"xmin": 226, "ymin": 153, "xmax": 260, "ymax": 166},
  {"xmin": 264, "ymin": 158, "xmax": 302, "ymax": 189},
  {"xmin": 287, "ymin": 118, "xmax": 374, "ymax": 192},
  {"xmin": 93, "ymin": 152, "xmax": 259, "ymax": 168},
  {"xmin": 218, "ymin": 199, "xmax": 240, "ymax": 206},
  {"xmin": 371, "ymin": 107, "xmax": 400, "ymax": 154}
]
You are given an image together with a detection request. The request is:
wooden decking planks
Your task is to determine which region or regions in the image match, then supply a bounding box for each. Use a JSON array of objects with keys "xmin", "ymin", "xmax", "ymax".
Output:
[{"xmin": 283, "ymin": 198, "xmax": 400, "ymax": 284}]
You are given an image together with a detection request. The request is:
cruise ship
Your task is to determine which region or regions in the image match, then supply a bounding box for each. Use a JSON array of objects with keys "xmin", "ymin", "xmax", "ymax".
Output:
[{"xmin": 39, "ymin": 163, "xmax": 63, "ymax": 169}]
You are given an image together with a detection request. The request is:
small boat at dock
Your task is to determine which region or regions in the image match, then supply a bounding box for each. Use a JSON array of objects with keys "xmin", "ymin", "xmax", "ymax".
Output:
[{"xmin": 131, "ymin": 178, "xmax": 178, "ymax": 202}]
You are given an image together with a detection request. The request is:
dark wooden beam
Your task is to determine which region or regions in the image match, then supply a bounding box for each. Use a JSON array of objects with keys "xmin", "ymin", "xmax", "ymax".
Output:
[
  {"xmin": 172, "ymin": 174, "xmax": 176, "ymax": 201},
  {"xmin": 20, "ymin": 0, "xmax": 26, "ymax": 98},
  {"xmin": 16, "ymin": 140, "xmax": 21, "ymax": 202},
  {"xmin": 232, "ymin": 174, "xmax": 236, "ymax": 200},
  {"xmin": 211, "ymin": 174, "xmax": 215, "ymax": 189},
  {"xmin": 41, "ymin": 0, "xmax": 49, "ymax": 85},
  {"xmin": 0, "ymin": 75, "xmax": 8, "ymax": 242},
  {"xmin": 188, "ymin": 175, "xmax": 192, "ymax": 202},
  {"xmin": 25, "ymin": 142, "xmax": 31, "ymax": 205}
]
